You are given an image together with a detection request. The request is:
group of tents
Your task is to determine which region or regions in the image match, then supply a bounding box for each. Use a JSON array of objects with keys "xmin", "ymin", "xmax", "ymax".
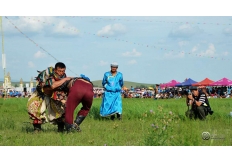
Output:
[{"xmin": 160, "ymin": 77, "xmax": 232, "ymax": 88}]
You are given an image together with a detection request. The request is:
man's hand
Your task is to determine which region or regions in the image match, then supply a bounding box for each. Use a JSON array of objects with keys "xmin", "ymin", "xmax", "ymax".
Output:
[{"xmin": 187, "ymin": 94, "xmax": 193, "ymax": 100}]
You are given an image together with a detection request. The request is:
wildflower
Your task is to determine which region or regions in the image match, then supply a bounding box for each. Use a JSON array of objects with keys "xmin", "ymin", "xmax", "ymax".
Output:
[
  {"xmin": 151, "ymin": 124, "xmax": 155, "ymax": 127},
  {"xmin": 169, "ymin": 111, "xmax": 173, "ymax": 115},
  {"xmin": 150, "ymin": 110, "xmax": 153, "ymax": 113}
]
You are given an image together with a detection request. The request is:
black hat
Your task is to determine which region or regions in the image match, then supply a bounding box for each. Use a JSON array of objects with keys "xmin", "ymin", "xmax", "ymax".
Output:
[{"xmin": 189, "ymin": 86, "xmax": 198, "ymax": 90}]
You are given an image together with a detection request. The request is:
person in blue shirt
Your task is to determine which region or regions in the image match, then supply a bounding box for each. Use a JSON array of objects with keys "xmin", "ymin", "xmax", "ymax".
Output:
[{"xmin": 100, "ymin": 62, "xmax": 124, "ymax": 120}]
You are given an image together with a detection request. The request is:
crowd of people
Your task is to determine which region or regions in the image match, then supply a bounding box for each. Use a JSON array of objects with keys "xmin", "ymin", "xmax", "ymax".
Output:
[
  {"xmin": 0, "ymin": 90, "xmax": 33, "ymax": 98},
  {"xmin": 96, "ymin": 86, "xmax": 232, "ymax": 100},
  {"xmin": 3, "ymin": 82, "xmax": 232, "ymax": 100}
]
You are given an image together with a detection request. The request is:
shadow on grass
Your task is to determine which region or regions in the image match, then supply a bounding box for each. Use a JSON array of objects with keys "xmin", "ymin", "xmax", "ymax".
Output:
[
  {"xmin": 21, "ymin": 122, "xmax": 62, "ymax": 133},
  {"xmin": 88, "ymin": 106, "xmax": 123, "ymax": 121}
]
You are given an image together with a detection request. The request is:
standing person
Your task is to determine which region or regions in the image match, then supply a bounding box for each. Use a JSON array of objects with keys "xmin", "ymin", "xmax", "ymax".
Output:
[
  {"xmin": 187, "ymin": 86, "xmax": 213, "ymax": 120},
  {"xmin": 27, "ymin": 62, "xmax": 72, "ymax": 132},
  {"xmin": 64, "ymin": 75, "xmax": 94, "ymax": 132},
  {"xmin": 100, "ymin": 62, "xmax": 124, "ymax": 120}
]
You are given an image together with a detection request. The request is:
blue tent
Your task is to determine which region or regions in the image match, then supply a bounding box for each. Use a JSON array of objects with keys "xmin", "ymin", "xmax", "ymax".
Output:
[{"xmin": 175, "ymin": 78, "xmax": 198, "ymax": 87}]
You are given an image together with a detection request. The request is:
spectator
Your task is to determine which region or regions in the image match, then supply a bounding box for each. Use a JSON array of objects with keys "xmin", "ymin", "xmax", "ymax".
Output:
[
  {"xmin": 186, "ymin": 86, "xmax": 213, "ymax": 120},
  {"xmin": 100, "ymin": 62, "xmax": 124, "ymax": 120}
]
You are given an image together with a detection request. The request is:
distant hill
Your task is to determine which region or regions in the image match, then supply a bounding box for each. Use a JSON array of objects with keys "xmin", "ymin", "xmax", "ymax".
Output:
[
  {"xmin": 91, "ymin": 80, "xmax": 156, "ymax": 88},
  {"xmin": 0, "ymin": 80, "xmax": 157, "ymax": 89}
]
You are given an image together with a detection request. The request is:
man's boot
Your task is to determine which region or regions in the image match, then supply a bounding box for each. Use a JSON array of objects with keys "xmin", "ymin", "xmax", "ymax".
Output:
[
  {"xmin": 65, "ymin": 123, "xmax": 74, "ymax": 133},
  {"xmin": 110, "ymin": 115, "xmax": 115, "ymax": 120},
  {"xmin": 57, "ymin": 121, "xmax": 65, "ymax": 132},
  {"xmin": 116, "ymin": 113, "xmax": 122, "ymax": 120},
  {"xmin": 74, "ymin": 115, "xmax": 86, "ymax": 132},
  {"xmin": 33, "ymin": 124, "xmax": 42, "ymax": 133}
]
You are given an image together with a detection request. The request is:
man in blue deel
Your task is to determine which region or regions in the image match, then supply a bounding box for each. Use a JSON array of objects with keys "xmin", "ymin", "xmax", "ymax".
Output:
[{"xmin": 100, "ymin": 62, "xmax": 124, "ymax": 120}]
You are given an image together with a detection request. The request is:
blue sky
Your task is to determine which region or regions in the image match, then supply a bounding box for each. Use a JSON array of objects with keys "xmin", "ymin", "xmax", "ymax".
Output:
[{"xmin": 1, "ymin": 1, "xmax": 232, "ymax": 85}]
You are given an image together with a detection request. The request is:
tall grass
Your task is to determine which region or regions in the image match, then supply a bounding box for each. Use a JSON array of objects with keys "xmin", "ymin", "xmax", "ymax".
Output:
[{"xmin": 0, "ymin": 97, "xmax": 231, "ymax": 146}]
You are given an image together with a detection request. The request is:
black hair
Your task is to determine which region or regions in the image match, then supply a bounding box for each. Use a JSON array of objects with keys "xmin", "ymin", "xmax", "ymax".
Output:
[{"xmin": 55, "ymin": 62, "xmax": 66, "ymax": 69}]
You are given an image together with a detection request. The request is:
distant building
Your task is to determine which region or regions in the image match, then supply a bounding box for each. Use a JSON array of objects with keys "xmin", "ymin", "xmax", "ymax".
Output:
[
  {"xmin": 3, "ymin": 72, "xmax": 12, "ymax": 89},
  {"xmin": 1, "ymin": 73, "xmax": 36, "ymax": 95}
]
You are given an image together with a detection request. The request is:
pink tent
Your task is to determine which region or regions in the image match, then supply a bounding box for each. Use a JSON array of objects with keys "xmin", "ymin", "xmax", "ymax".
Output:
[
  {"xmin": 160, "ymin": 80, "xmax": 180, "ymax": 88},
  {"xmin": 209, "ymin": 77, "xmax": 232, "ymax": 86}
]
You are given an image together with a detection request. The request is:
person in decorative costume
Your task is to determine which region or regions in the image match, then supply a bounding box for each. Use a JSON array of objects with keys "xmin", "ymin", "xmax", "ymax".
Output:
[
  {"xmin": 100, "ymin": 62, "xmax": 124, "ymax": 120},
  {"xmin": 27, "ymin": 62, "xmax": 72, "ymax": 132}
]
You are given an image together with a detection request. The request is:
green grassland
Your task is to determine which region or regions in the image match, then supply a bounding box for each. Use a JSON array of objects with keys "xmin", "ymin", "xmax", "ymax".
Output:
[{"xmin": 0, "ymin": 97, "xmax": 231, "ymax": 146}]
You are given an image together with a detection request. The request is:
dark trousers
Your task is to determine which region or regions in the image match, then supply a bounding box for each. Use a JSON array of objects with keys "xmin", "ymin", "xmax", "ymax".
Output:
[
  {"xmin": 193, "ymin": 106, "xmax": 207, "ymax": 120},
  {"xmin": 65, "ymin": 79, "xmax": 94, "ymax": 124}
]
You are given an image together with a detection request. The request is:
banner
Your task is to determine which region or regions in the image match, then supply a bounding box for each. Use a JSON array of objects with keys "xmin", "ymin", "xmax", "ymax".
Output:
[{"xmin": 2, "ymin": 53, "xmax": 6, "ymax": 69}]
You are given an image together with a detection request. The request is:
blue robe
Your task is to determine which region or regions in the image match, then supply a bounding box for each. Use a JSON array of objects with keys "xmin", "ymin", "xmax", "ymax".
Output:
[{"xmin": 100, "ymin": 71, "xmax": 124, "ymax": 117}]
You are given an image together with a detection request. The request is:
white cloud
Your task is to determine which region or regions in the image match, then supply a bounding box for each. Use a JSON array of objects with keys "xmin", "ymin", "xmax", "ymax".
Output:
[
  {"xmin": 157, "ymin": 39, "xmax": 166, "ymax": 45},
  {"xmin": 191, "ymin": 46, "xmax": 198, "ymax": 53},
  {"xmin": 34, "ymin": 51, "xmax": 46, "ymax": 58},
  {"xmin": 4, "ymin": 16, "xmax": 80, "ymax": 36},
  {"xmin": 178, "ymin": 41, "xmax": 188, "ymax": 47},
  {"xmin": 128, "ymin": 60, "xmax": 137, "ymax": 65},
  {"xmin": 97, "ymin": 23, "xmax": 126, "ymax": 36},
  {"xmin": 223, "ymin": 27, "xmax": 232, "ymax": 36},
  {"xmin": 163, "ymin": 52, "xmax": 185, "ymax": 59},
  {"xmin": 52, "ymin": 19, "xmax": 80, "ymax": 35},
  {"xmin": 169, "ymin": 24, "xmax": 202, "ymax": 38},
  {"xmin": 199, "ymin": 43, "xmax": 216, "ymax": 57},
  {"xmin": 122, "ymin": 49, "xmax": 141, "ymax": 57},
  {"xmin": 99, "ymin": 60, "xmax": 108, "ymax": 66},
  {"xmin": 28, "ymin": 61, "xmax": 35, "ymax": 68},
  {"xmin": 223, "ymin": 51, "xmax": 229, "ymax": 56}
]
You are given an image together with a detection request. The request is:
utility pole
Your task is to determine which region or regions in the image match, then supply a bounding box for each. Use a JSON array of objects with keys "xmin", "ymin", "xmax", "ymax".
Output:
[{"xmin": 0, "ymin": 16, "xmax": 7, "ymax": 99}]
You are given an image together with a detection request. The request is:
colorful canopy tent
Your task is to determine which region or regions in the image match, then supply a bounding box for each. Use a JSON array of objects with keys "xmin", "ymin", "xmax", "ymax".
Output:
[
  {"xmin": 175, "ymin": 78, "xmax": 198, "ymax": 87},
  {"xmin": 160, "ymin": 80, "xmax": 180, "ymax": 88},
  {"xmin": 147, "ymin": 86, "xmax": 154, "ymax": 90},
  {"xmin": 209, "ymin": 77, "xmax": 232, "ymax": 86},
  {"xmin": 192, "ymin": 78, "xmax": 214, "ymax": 86}
]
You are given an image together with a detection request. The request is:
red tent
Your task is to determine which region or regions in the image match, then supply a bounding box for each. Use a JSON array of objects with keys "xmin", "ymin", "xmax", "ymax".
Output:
[
  {"xmin": 192, "ymin": 78, "xmax": 214, "ymax": 86},
  {"xmin": 209, "ymin": 77, "xmax": 232, "ymax": 86},
  {"xmin": 160, "ymin": 80, "xmax": 180, "ymax": 88}
]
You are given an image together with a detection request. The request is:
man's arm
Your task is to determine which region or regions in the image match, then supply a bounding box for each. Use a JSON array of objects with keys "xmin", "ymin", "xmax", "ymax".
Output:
[
  {"xmin": 188, "ymin": 94, "xmax": 204, "ymax": 107},
  {"xmin": 119, "ymin": 73, "xmax": 124, "ymax": 87},
  {"xmin": 102, "ymin": 73, "xmax": 108, "ymax": 87},
  {"xmin": 50, "ymin": 77, "xmax": 72, "ymax": 89}
]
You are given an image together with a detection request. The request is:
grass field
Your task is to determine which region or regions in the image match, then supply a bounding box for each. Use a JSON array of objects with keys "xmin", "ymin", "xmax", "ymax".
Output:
[{"xmin": 0, "ymin": 97, "xmax": 231, "ymax": 146}]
